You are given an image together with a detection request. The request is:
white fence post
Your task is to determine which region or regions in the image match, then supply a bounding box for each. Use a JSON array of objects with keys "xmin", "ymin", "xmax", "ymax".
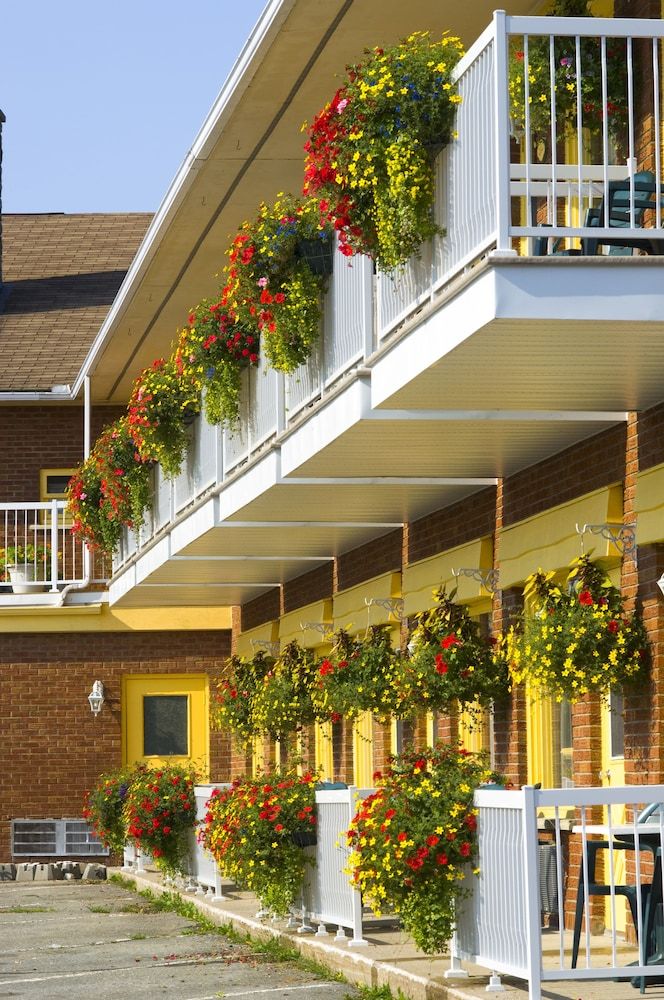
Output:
[
  {"xmin": 521, "ymin": 785, "xmax": 542, "ymax": 1000},
  {"xmin": 491, "ymin": 10, "xmax": 517, "ymax": 258}
]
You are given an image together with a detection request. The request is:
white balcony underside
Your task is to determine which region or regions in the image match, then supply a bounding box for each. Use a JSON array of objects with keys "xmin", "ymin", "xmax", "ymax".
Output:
[
  {"xmin": 109, "ymin": 255, "xmax": 657, "ymax": 609},
  {"xmin": 371, "ymin": 259, "xmax": 664, "ymax": 413}
]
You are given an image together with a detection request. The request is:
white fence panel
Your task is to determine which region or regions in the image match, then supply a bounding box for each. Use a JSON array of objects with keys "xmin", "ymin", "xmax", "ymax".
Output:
[
  {"xmin": 302, "ymin": 787, "xmax": 374, "ymax": 946},
  {"xmin": 285, "ymin": 343, "xmax": 323, "ymax": 424},
  {"xmin": 223, "ymin": 370, "xmax": 251, "ymax": 474},
  {"xmin": 454, "ymin": 784, "xmax": 664, "ymax": 997},
  {"xmin": 191, "ymin": 784, "xmax": 231, "ymax": 901},
  {"xmin": 323, "ymin": 249, "xmax": 373, "ymax": 381},
  {"xmin": 192, "ymin": 411, "xmax": 217, "ymax": 496},
  {"xmin": 376, "ymin": 240, "xmax": 433, "ymax": 343},
  {"xmin": 250, "ymin": 358, "xmax": 279, "ymax": 450},
  {"xmin": 435, "ymin": 32, "xmax": 497, "ymax": 288}
]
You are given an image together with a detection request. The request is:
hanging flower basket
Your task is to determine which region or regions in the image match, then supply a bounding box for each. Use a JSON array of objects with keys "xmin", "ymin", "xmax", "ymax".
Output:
[
  {"xmin": 313, "ymin": 625, "xmax": 406, "ymax": 722},
  {"xmin": 398, "ymin": 588, "xmax": 508, "ymax": 719},
  {"xmin": 505, "ymin": 555, "xmax": 649, "ymax": 703},
  {"xmin": 294, "ymin": 234, "xmax": 335, "ymax": 276}
]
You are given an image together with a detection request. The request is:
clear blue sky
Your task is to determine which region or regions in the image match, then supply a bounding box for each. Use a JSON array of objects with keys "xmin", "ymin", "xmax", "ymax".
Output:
[{"xmin": 0, "ymin": 0, "xmax": 267, "ymax": 213}]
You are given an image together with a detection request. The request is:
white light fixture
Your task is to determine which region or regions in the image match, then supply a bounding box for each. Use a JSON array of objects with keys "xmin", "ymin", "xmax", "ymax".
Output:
[
  {"xmin": 88, "ymin": 680, "xmax": 105, "ymax": 716},
  {"xmin": 658, "ymin": 574, "xmax": 664, "ymax": 598}
]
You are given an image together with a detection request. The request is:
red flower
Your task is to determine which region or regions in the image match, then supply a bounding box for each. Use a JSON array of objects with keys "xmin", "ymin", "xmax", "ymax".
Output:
[
  {"xmin": 274, "ymin": 823, "xmax": 284, "ymax": 832},
  {"xmin": 397, "ymin": 832, "xmax": 408, "ymax": 842},
  {"xmin": 441, "ymin": 634, "xmax": 461, "ymax": 649},
  {"xmin": 608, "ymin": 619, "xmax": 619, "ymax": 633},
  {"xmin": 579, "ymin": 590, "xmax": 594, "ymax": 606},
  {"xmin": 435, "ymin": 654, "xmax": 448, "ymax": 675},
  {"xmin": 436, "ymin": 852, "xmax": 449, "ymax": 866},
  {"xmin": 460, "ymin": 841, "xmax": 471, "ymax": 857},
  {"xmin": 426, "ymin": 834, "xmax": 440, "ymax": 847}
]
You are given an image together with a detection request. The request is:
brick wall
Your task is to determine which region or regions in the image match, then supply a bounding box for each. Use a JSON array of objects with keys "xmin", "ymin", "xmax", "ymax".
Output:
[
  {"xmin": 502, "ymin": 424, "xmax": 626, "ymax": 528},
  {"xmin": 0, "ymin": 404, "xmax": 122, "ymax": 502},
  {"xmin": 0, "ymin": 629, "xmax": 231, "ymax": 859},
  {"xmin": 337, "ymin": 529, "xmax": 403, "ymax": 592},
  {"xmin": 407, "ymin": 487, "xmax": 496, "ymax": 564}
]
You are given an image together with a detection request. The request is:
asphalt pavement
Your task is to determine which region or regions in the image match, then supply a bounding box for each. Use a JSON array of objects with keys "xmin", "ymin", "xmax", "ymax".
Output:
[{"xmin": 0, "ymin": 879, "xmax": 359, "ymax": 999}]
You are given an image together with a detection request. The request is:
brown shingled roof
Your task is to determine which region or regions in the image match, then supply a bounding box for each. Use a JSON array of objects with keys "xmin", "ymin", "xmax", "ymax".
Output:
[{"xmin": 0, "ymin": 212, "xmax": 152, "ymax": 391}]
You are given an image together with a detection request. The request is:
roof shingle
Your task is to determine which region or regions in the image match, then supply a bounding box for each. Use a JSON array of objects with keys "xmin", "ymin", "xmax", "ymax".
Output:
[{"xmin": 0, "ymin": 212, "xmax": 152, "ymax": 391}]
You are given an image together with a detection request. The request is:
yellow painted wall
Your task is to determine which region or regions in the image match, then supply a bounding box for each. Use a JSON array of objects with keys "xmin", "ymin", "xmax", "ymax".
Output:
[
  {"xmin": 500, "ymin": 485, "xmax": 623, "ymax": 589},
  {"xmin": 0, "ymin": 603, "xmax": 232, "ymax": 633}
]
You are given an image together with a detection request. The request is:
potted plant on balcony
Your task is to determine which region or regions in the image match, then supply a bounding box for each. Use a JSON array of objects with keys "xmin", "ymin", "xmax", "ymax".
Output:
[
  {"xmin": 303, "ymin": 30, "xmax": 464, "ymax": 271},
  {"xmin": 127, "ymin": 356, "xmax": 202, "ymax": 477},
  {"xmin": 508, "ymin": 0, "xmax": 628, "ymax": 148},
  {"xmin": 175, "ymin": 300, "xmax": 259, "ymax": 427},
  {"xmin": 398, "ymin": 588, "xmax": 509, "ymax": 722},
  {"xmin": 313, "ymin": 625, "xmax": 406, "ymax": 722},
  {"xmin": 505, "ymin": 554, "xmax": 649, "ymax": 703},
  {"xmin": 0, "ymin": 544, "xmax": 52, "ymax": 594},
  {"xmin": 68, "ymin": 417, "xmax": 152, "ymax": 555},
  {"xmin": 347, "ymin": 743, "xmax": 500, "ymax": 954},
  {"xmin": 200, "ymin": 766, "xmax": 318, "ymax": 915},
  {"xmin": 222, "ymin": 193, "xmax": 332, "ymax": 374}
]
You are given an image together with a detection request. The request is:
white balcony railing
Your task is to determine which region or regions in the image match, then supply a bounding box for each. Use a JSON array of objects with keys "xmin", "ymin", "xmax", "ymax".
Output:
[
  {"xmin": 0, "ymin": 501, "xmax": 106, "ymax": 597},
  {"xmin": 113, "ymin": 15, "xmax": 664, "ymax": 572},
  {"xmin": 453, "ymin": 783, "xmax": 664, "ymax": 995}
]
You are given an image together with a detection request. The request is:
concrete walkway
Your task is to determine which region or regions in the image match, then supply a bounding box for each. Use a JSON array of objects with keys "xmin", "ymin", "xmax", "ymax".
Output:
[
  {"xmin": 0, "ymin": 878, "xmax": 358, "ymax": 999},
  {"xmin": 120, "ymin": 869, "xmax": 664, "ymax": 1000}
]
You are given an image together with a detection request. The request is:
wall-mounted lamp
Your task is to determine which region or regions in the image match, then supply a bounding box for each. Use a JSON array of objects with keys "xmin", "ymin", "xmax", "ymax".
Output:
[
  {"xmin": 658, "ymin": 574, "xmax": 664, "ymax": 598},
  {"xmin": 87, "ymin": 680, "xmax": 105, "ymax": 716}
]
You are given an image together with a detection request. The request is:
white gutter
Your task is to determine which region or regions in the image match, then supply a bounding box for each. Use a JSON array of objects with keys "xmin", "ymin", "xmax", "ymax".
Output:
[
  {"xmin": 71, "ymin": 0, "xmax": 295, "ymax": 400},
  {"xmin": 0, "ymin": 391, "xmax": 74, "ymax": 402}
]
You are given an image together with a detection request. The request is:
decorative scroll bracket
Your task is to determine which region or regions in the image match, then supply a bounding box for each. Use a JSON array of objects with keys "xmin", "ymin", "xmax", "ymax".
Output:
[
  {"xmin": 250, "ymin": 639, "xmax": 280, "ymax": 656},
  {"xmin": 299, "ymin": 622, "xmax": 333, "ymax": 636},
  {"xmin": 451, "ymin": 567, "xmax": 500, "ymax": 594},
  {"xmin": 364, "ymin": 597, "xmax": 405, "ymax": 621},
  {"xmin": 575, "ymin": 523, "xmax": 637, "ymax": 557}
]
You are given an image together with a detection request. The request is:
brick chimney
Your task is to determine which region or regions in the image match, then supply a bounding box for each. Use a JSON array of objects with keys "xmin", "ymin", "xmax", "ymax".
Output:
[{"xmin": 0, "ymin": 109, "xmax": 5, "ymax": 286}]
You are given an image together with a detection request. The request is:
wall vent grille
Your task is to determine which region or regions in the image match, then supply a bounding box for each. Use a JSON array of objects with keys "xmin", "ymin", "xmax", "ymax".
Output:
[{"xmin": 11, "ymin": 819, "xmax": 109, "ymax": 857}]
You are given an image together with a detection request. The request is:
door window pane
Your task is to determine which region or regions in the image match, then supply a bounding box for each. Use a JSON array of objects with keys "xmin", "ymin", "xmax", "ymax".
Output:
[{"xmin": 143, "ymin": 695, "xmax": 188, "ymax": 756}]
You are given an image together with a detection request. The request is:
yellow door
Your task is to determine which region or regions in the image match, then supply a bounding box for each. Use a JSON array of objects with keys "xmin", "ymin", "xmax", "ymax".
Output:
[
  {"xmin": 123, "ymin": 674, "xmax": 209, "ymax": 779},
  {"xmin": 601, "ymin": 689, "xmax": 626, "ymax": 933}
]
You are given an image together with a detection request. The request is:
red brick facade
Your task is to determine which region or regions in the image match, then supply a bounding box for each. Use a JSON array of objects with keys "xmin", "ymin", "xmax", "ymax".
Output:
[{"xmin": 0, "ymin": 630, "xmax": 231, "ymax": 859}]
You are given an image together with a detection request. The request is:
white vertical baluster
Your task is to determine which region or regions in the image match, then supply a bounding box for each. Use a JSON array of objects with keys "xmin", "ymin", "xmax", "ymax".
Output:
[{"xmin": 492, "ymin": 11, "xmax": 516, "ymax": 256}]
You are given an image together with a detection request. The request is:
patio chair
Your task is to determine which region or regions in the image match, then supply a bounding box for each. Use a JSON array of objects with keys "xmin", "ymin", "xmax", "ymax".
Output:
[
  {"xmin": 571, "ymin": 839, "xmax": 652, "ymax": 969},
  {"xmin": 582, "ymin": 171, "xmax": 664, "ymax": 256},
  {"xmin": 534, "ymin": 171, "xmax": 664, "ymax": 257}
]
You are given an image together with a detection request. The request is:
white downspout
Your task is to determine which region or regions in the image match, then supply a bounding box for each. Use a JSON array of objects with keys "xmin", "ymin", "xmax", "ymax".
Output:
[{"xmin": 58, "ymin": 375, "xmax": 92, "ymax": 605}]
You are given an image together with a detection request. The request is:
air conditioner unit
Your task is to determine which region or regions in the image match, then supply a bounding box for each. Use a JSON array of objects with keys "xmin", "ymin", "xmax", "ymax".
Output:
[{"xmin": 538, "ymin": 843, "xmax": 559, "ymax": 915}]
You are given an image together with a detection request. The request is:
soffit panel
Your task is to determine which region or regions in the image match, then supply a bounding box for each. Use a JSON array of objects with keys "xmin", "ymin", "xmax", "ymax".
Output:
[
  {"xmin": 284, "ymin": 417, "xmax": 622, "ymax": 479},
  {"xmin": 142, "ymin": 555, "xmax": 329, "ymax": 586},
  {"xmin": 178, "ymin": 524, "xmax": 398, "ymax": 558},
  {"xmin": 111, "ymin": 582, "xmax": 270, "ymax": 608},
  {"xmin": 223, "ymin": 481, "xmax": 484, "ymax": 524},
  {"xmin": 376, "ymin": 317, "xmax": 664, "ymax": 414}
]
